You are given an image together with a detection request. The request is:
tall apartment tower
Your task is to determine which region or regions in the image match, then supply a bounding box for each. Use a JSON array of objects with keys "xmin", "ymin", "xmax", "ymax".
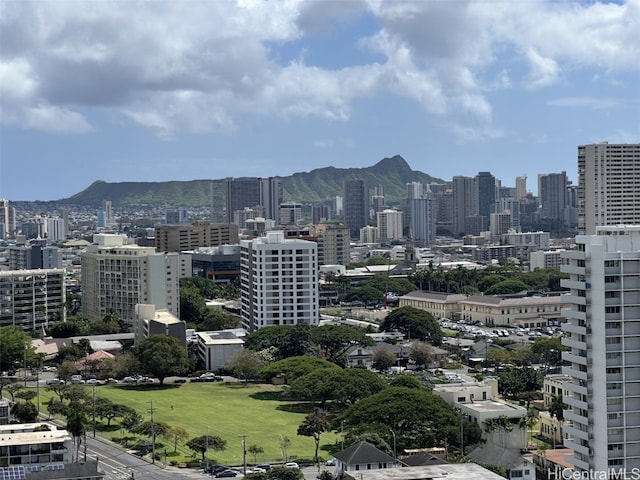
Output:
[
  {"xmin": 81, "ymin": 234, "xmax": 189, "ymax": 326},
  {"xmin": 452, "ymin": 176, "xmax": 476, "ymax": 236},
  {"xmin": 101, "ymin": 200, "xmax": 114, "ymax": 226},
  {"xmin": 515, "ymin": 176, "xmax": 527, "ymax": 200},
  {"xmin": 343, "ymin": 179, "xmax": 369, "ymax": 239},
  {"xmin": 538, "ymin": 171, "xmax": 568, "ymax": 221},
  {"xmin": 316, "ymin": 223, "xmax": 350, "ymax": 266},
  {"xmin": 155, "ymin": 221, "xmax": 239, "ymax": 253},
  {"xmin": 475, "ymin": 171, "xmax": 498, "ymax": 218},
  {"xmin": 0, "ymin": 199, "xmax": 16, "ymax": 239},
  {"xmin": 376, "ymin": 209, "xmax": 403, "ymax": 244},
  {"xmin": 240, "ymin": 231, "xmax": 318, "ymax": 332},
  {"xmin": 561, "ymin": 225, "xmax": 640, "ymax": 471},
  {"xmin": 222, "ymin": 177, "xmax": 283, "ymax": 225},
  {"xmin": 579, "ymin": 143, "xmax": 640, "ymax": 234}
]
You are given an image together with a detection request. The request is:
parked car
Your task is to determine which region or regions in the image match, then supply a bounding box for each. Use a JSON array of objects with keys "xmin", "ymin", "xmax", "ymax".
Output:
[
  {"xmin": 86, "ymin": 378, "xmax": 105, "ymax": 386},
  {"xmin": 204, "ymin": 465, "xmax": 229, "ymax": 474},
  {"xmin": 255, "ymin": 464, "xmax": 271, "ymax": 471},
  {"xmin": 215, "ymin": 470, "xmax": 237, "ymax": 478},
  {"xmin": 70, "ymin": 375, "xmax": 85, "ymax": 384},
  {"xmin": 46, "ymin": 378, "xmax": 65, "ymax": 385},
  {"xmin": 284, "ymin": 462, "xmax": 300, "ymax": 469},
  {"xmin": 246, "ymin": 467, "xmax": 266, "ymax": 473},
  {"xmin": 42, "ymin": 366, "xmax": 57, "ymax": 372}
]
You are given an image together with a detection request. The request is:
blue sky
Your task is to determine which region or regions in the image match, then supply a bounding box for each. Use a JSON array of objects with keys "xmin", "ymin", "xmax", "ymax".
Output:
[{"xmin": 1, "ymin": 0, "xmax": 639, "ymax": 201}]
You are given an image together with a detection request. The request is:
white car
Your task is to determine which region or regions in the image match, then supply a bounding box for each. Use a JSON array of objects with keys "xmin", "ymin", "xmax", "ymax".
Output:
[
  {"xmin": 246, "ymin": 467, "xmax": 266, "ymax": 473},
  {"xmin": 284, "ymin": 462, "xmax": 300, "ymax": 469}
]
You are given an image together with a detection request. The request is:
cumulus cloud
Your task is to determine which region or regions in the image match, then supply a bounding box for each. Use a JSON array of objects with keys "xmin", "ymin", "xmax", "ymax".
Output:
[{"xmin": 0, "ymin": 0, "xmax": 638, "ymax": 138}]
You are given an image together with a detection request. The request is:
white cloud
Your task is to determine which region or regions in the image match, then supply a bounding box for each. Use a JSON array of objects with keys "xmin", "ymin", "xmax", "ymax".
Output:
[
  {"xmin": 0, "ymin": 0, "xmax": 638, "ymax": 138},
  {"xmin": 548, "ymin": 97, "xmax": 622, "ymax": 110}
]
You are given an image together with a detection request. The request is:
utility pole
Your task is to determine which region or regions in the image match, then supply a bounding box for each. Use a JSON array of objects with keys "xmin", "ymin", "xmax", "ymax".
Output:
[
  {"xmin": 92, "ymin": 384, "xmax": 96, "ymax": 438},
  {"xmin": 239, "ymin": 434, "xmax": 248, "ymax": 475},
  {"xmin": 148, "ymin": 401, "xmax": 156, "ymax": 464}
]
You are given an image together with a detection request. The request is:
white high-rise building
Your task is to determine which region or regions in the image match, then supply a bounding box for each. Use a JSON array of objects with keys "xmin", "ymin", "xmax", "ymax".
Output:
[
  {"xmin": 578, "ymin": 143, "xmax": 640, "ymax": 234},
  {"xmin": 240, "ymin": 231, "xmax": 318, "ymax": 332},
  {"xmin": 561, "ymin": 225, "xmax": 640, "ymax": 471},
  {"xmin": 81, "ymin": 234, "xmax": 189, "ymax": 326},
  {"xmin": 376, "ymin": 209, "xmax": 403, "ymax": 244},
  {"xmin": 0, "ymin": 198, "xmax": 15, "ymax": 239}
]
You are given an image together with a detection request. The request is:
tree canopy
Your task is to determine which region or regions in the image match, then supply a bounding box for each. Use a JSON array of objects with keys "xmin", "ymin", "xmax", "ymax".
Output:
[
  {"xmin": 379, "ymin": 307, "xmax": 443, "ymax": 345},
  {"xmin": 133, "ymin": 335, "xmax": 189, "ymax": 384},
  {"xmin": 309, "ymin": 324, "xmax": 374, "ymax": 365},
  {"xmin": 245, "ymin": 325, "xmax": 312, "ymax": 360},
  {"xmin": 260, "ymin": 356, "xmax": 341, "ymax": 383},
  {"xmin": 186, "ymin": 434, "xmax": 227, "ymax": 462}
]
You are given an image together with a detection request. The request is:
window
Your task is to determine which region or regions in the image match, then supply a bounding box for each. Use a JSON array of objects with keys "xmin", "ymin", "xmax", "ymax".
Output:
[{"xmin": 511, "ymin": 470, "xmax": 524, "ymax": 478}]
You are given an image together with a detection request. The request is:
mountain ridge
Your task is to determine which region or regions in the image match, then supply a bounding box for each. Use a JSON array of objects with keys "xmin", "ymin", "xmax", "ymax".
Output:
[{"xmin": 61, "ymin": 155, "xmax": 444, "ymax": 207}]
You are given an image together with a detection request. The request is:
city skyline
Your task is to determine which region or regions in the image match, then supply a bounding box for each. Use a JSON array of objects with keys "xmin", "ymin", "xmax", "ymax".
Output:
[{"xmin": 1, "ymin": 0, "xmax": 639, "ymax": 201}]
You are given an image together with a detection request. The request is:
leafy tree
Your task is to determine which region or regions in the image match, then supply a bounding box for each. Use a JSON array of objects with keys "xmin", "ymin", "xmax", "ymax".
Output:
[
  {"xmin": 245, "ymin": 325, "xmax": 311, "ymax": 359},
  {"xmin": 186, "ymin": 434, "xmax": 227, "ymax": 462},
  {"xmin": 56, "ymin": 344, "xmax": 85, "ymax": 363},
  {"xmin": 201, "ymin": 308, "xmax": 240, "ymax": 331},
  {"xmin": 485, "ymin": 348, "xmax": 512, "ymax": 373},
  {"xmin": 485, "ymin": 279, "xmax": 529, "ymax": 295},
  {"xmin": 48, "ymin": 317, "xmax": 91, "ymax": 338},
  {"xmin": 380, "ymin": 306, "xmax": 443, "ymax": 345},
  {"xmin": 288, "ymin": 368, "xmax": 386, "ymax": 406},
  {"xmin": 132, "ymin": 420, "xmax": 171, "ymax": 441},
  {"xmin": 531, "ymin": 337, "xmax": 567, "ymax": 370},
  {"xmin": 248, "ymin": 444, "xmax": 264, "ymax": 463},
  {"xmin": 6, "ymin": 383, "xmax": 24, "ymax": 402},
  {"xmin": 0, "ymin": 326, "xmax": 32, "ymax": 371},
  {"xmin": 14, "ymin": 389, "xmax": 37, "ymax": 402},
  {"xmin": 371, "ymin": 348, "xmax": 396, "ymax": 372},
  {"xmin": 47, "ymin": 399, "xmax": 68, "ymax": 417},
  {"xmin": 225, "ymin": 349, "xmax": 266, "ymax": 383},
  {"xmin": 121, "ymin": 411, "xmax": 143, "ymax": 434},
  {"xmin": 94, "ymin": 398, "xmax": 132, "ymax": 427},
  {"xmin": 549, "ymin": 394, "xmax": 567, "ymax": 422},
  {"xmin": 335, "ymin": 368, "xmax": 387, "ymax": 404},
  {"xmin": 389, "ymin": 375, "xmax": 422, "ymax": 389},
  {"xmin": 310, "ymin": 324, "xmax": 374, "ymax": 365},
  {"xmin": 409, "ymin": 341, "xmax": 433, "ymax": 369},
  {"xmin": 163, "ymin": 426, "xmax": 189, "ymax": 454},
  {"xmin": 66, "ymin": 408, "xmax": 87, "ymax": 461},
  {"xmin": 498, "ymin": 366, "xmax": 543, "ymax": 402},
  {"xmin": 133, "ymin": 336, "xmax": 189, "ymax": 384},
  {"xmin": 57, "ymin": 360, "xmax": 79, "ymax": 381},
  {"xmin": 279, "ymin": 435, "xmax": 291, "ymax": 462},
  {"xmin": 180, "ymin": 286, "xmax": 207, "ymax": 323},
  {"xmin": 12, "ymin": 400, "xmax": 38, "ymax": 423},
  {"xmin": 260, "ymin": 356, "xmax": 340, "ymax": 383},
  {"xmin": 346, "ymin": 286, "xmax": 384, "ymax": 305},
  {"xmin": 297, "ymin": 408, "xmax": 331, "ymax": 463},
  {"xmin": 339, "ymin": 387, "xmax": 462, "ymax": 451}
]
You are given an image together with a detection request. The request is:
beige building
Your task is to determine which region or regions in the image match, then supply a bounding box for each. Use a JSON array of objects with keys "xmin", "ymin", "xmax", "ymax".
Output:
[
  {"xmin": 399, "ymin": 291, "xmax": 466, "ymax": 320},
  {"xmin": 316, "ymin": 223, "xmax": 350, "ymax": 266},
  {"xmin": 134, "ymin": 304, "xmax": 186, "ymax": 347},
  {"xmin": 196, "ymin": 331, "xmax": 244, "ymax": 371},
  {"xmin": 459, "ymin": 294, "xmax": 568, "ymax": 328},
  {"xmin": 81, "ymin": 234, "xmax": 189, "ymax": 325},
  {"xmin": 0, "ymin": 423, "xmax": 73, "ymax": 466},
  {"xmin": 155, "ymin": 221, "xmax": 239, "ymax": 253}
]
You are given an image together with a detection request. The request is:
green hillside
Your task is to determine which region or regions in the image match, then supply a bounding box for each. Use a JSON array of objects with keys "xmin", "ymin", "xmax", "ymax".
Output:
[{"xmin": 61, "ymin": 155, "xmax": 443, "ymax": 207}]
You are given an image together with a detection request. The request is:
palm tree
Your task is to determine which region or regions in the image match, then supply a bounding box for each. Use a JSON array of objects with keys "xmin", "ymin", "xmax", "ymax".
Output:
[{"xmin": 66, "ymin": 408, "xmax": 87, "ymax": 462}]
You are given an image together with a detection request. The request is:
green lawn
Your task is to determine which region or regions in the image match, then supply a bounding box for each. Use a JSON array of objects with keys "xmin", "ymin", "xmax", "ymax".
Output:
[{"xmin": 40, "ymin": 382, "xmax": 339, "ymax": 465}]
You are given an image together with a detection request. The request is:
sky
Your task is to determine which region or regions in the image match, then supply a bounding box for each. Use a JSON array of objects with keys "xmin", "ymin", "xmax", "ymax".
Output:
[{"xmin": 1, "ymin": 0, "xmax": 639, "ymax": 202}]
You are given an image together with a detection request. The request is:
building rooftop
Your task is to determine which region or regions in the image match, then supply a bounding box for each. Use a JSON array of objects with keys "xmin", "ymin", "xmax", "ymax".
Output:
[
  {"xmin": 0, "ymin": 425, "xmax": 71, "ymax": 447},
  {"xmin": 196, "ymin": 331, "xmax": 244, "ymax": 345},
  {"xmin": 345, "ymin": 463, "xmax": 506, "ymax": 480}
]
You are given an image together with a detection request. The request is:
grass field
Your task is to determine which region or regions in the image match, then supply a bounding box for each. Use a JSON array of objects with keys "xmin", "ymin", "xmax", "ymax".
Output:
[{"xmin": 39, "ymin": 381, "xmax": 340, "ymax": 465}]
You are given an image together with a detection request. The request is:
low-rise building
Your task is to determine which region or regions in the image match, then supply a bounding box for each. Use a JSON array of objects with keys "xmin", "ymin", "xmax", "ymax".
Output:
[
  {"xmin": 0, "ymin": 423, "xmax": 73, "ymax": 467},
  {"xmin": 134, "ymin": 304, "xmax": 186, "ymax": 347},
  {"xmin": 399, "ymin": 291, "xmax": 466, "ymax": 320},
  {"xmin": 433, "ymin": 379, "xmax": 528, "ymax": 450},
  {"xmin": 196, "ymin": 331, "xmax": 244, "ymax": 371}
]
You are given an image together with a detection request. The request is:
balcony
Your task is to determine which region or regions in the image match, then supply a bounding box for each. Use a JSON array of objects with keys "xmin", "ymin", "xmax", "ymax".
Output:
[{"xmin": 563, "ymin": 352, "xmax": 588, "ymax": 366}]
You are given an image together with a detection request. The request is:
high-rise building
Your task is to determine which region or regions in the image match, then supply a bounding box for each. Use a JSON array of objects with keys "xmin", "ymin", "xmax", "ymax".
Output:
[
  {"xmin": 452, "ymin": 176, "xmax": 476, "ymax": 236},
  {"xmin": 280, "ymin": 202, "xmax": 302, "ymax": 226},
  {"xmin": 475, "ymin": 171, "xmax": 498, "ymax": 218},
  {"xmin": 561, "ymin": 225, "xmax": 640, "ymax": 471},
  {"xmin": 515, "ymin": 176, "xmax": 528, "ymax": 200},
  {"xmin": 343, "ymin": 179, "xmax": 369, "ymax": 239},
  {"xmin": 311, "ymin": 204, "xmax": 331, "ymax": 225},
  {"xmin": 240, "ymin": 231, "xmax": 318, "ymax": 332},
  {"xmin": 222, "ymin": 177, "xmax": 283, "ymax": 225},
  {"xmin": 101, "ymin": 200, "xmax": 114, "ymax": 227},
  {"xmin": 45, "ymin": 217, "xmax": 67, "ymax": 242},
  {"xmin": 155, "ymin": 221, "xmax": 239, "ymax": 253},
  {"xmin": 376, "ymin": 209, "xmax": 403, "ymax": 244},
  {"xmin": 538, "ymin": 172, "xmax": 568, "ymax": 222},
  {"xmin": 8, "ymin": 240, "xmax": 62, "ymax": 270},
  {"xmin": 316, "ymin": 223, "xmax": 350, "ymax": 266},
  {"xmin": 408, "ymin": 197, "xmax": 435, "ymax": 247},
  {"xmin": 81, "ymin": 234, "xmax": 189, "ymax": 325},
  {"xmin": 578, "ymin": 143, "xmax": 640, "ymax": 234},
  {"xmin": 166, "ymin": 207, "xmax": 189, "ymax": 224},
  {"xmin": 0, "ymin": 199, "xmax": 16, "ymax": 239},
  {"xmin": 0, "ymin": 269, "xmax": 66, "ymax": 331}
]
